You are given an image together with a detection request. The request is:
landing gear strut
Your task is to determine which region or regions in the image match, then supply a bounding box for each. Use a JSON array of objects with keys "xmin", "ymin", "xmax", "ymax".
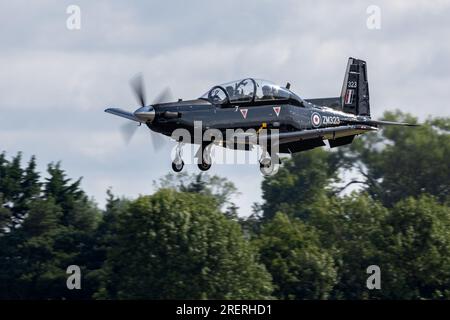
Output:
[
  {"xmin": 171, "ymin": 142, "xmax": 184, "ymax": 173},
  {"xmin": 197, "ymin": 143, "xmax": 212, "ymax": 171}
]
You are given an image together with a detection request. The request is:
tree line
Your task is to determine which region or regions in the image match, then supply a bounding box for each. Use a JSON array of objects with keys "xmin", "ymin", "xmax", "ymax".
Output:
[{"xmin": 1, "ymin": 111, "xmax": 449, "ymax": 299}]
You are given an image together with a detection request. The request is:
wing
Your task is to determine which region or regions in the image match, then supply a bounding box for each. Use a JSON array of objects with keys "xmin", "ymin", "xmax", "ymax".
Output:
[
  {"xmin": 105, "ymin": 108, "xmax": 140, "ymax": 122},
  {"xmin": 345, "ymin": 119, "xmax": 419, "ymax": 127},
  {"xmin": 227, "ymin": 125, "xmax": 376, "ymax": 153},
  {"xmin": 260, "ymin": 124, "xmax": 378, "ymax": 146}
]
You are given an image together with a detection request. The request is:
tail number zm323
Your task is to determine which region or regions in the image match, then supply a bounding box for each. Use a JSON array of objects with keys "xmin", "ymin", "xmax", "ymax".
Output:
[{"xmin": 322, "ymin": 116, "xmax": 340, "ymax": 125}]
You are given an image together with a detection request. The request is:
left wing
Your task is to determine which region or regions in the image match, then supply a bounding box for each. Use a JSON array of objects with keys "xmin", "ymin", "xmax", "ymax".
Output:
[
  {"xmin": 259, "ymin": 124, "xmax": 377, "ymax": 146},
  {"xmin": 344, "ymin": 119, "xmax": 419, "ymax": 127}
]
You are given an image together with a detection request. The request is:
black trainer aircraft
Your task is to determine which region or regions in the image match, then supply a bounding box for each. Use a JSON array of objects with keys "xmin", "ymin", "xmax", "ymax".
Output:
[{"xmin": 105, "ymin": 57, "xmax": 416, "ymax": 175}]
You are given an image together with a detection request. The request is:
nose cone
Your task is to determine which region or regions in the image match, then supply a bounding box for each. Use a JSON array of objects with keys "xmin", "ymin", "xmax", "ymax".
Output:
[{"xmin": 134, "ymin": 105, "xmax": 155, "ymax": 122}]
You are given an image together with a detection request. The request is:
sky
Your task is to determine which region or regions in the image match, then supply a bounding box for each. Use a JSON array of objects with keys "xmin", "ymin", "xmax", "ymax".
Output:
[{"xmin": 1, "ymin": 0, "xmax": 449, "ymax": 215}]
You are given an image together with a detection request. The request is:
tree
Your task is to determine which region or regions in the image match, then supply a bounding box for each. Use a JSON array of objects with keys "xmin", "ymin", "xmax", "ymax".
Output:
[
  {"xmin": 254, "ymin": 212, "xmax": 337, "ymax": 299},
  {"xmin": 380, "ymin": 195, "xmax": 450, "ymax": 299},
  {"xmin": 0, "ymin": 153, "xmax": 41, "ymax": 230},
  {"xmin": 14, "ymin": 156, "xmax": 41, "ymax": 224},
  {"xmin": 344, "ymin": 111, "xmax": 449, "ymax": 206},
  {"xmin": 261, "ymin": 148, "xmax": 340, "ymax": 220},
  {"xmin": 86, "ymin": 189, "xmax": 130, "ymax": 296},
  {"xmin": 13, "ymin": 198, "xmax": 64, "ymax": 299},
  {"xmin": 154, "ymin": 172, "xmax": 240, "ymax": 211},
  {"xmin": 95, "ymin": 189, "xmax": 273, "ymax": 299},
  {"xmin": 307, "ymin": 193, "xmax": 388, "ymax": 299},
  {"xmin": 0, "ymin": 154, "xmax": 101, "ymax": 299},
  {"xmin": 2, "ymin": 113, "xmax": 449, "ymax": 301},
  {"xmin": 0, "ymin": 153, "xmax": 25, "ymax": 228},
  {"xmin": 0, "ymin": 194, "xmax": 12, "ymax": 233}
]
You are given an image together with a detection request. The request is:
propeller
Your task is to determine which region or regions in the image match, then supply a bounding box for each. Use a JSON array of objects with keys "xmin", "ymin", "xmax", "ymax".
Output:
[
  {"xmin": 119, "ymin": 121, "xmax": 166, "ymax": 152},
  {"xmin": 153, "ymin": 86, "xmax": 173, "ymax": 105},
  {"xmin": 130, "ymin": 73, "xmax": 147, "ymax": 107},
  {"xmin": 120, "ymin": 122, "xmax": 139, "ymax": 145},
  {"xmin": 130, "ymin": 73, "xmax": 174, "ymax": 106},
  {"xmin": 118, "ymin": 73, "xmax": 174, "ymax": 150}
]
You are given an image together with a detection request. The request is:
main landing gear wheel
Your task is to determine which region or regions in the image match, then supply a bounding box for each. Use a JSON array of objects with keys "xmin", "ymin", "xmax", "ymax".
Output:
[
  {"xmin": 259, "ymin": 154, "xmax": 280, "ymax": 176},
  {"xmin": 172, "ymin": 160, "xmax": 184, "ymax": 172},
  {"xmin": 197, "ymin": 161, "xmax": 211, "ymax": 171}
]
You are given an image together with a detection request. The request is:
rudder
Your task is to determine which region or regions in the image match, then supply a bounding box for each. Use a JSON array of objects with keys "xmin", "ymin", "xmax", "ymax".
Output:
[{"xmin": 340, "ymin": 57, "xmax": 370, "ymax": 117}]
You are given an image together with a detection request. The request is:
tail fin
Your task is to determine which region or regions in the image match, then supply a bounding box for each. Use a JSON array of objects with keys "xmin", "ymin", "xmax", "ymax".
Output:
[{"xmin": 340, "ymin": 57, "xmax": 370, "ymax": 117}]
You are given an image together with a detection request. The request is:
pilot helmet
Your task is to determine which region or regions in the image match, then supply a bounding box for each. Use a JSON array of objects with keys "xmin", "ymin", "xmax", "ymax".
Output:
[
  {"xmin": 262, "ymin": 85, "xmax": 272, "ymax": 96},
  {"xmin": 226, "ymin": 86, "xmax": 234, "ymax": 96}
]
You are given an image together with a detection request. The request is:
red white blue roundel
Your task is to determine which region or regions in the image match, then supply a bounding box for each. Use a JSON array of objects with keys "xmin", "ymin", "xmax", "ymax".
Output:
[{"xmin": 311, "ymin": 112, "xmax": 322, "ymax": 127}]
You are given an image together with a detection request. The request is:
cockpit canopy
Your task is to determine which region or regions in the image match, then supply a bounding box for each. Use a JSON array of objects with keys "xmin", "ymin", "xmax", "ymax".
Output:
[{"xmin": 200, "ymin": 78, "xmax": 301, "ymax": 105}]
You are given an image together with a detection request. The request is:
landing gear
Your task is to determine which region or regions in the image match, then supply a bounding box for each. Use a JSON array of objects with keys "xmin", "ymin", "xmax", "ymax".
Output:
[
  {"xmin": 171, "ymin": 160, "xmax": 184, "ymax": 172},
  {"xmin": 171, "ymin": 142, "xmax": 184, "ymax": 173},
  {"xmin": 198, "ymin": 160, "xmax": 211, "ymax": 171},
  {"xmin": 197, "ymin": 143, "xmax": 213, "ymax": 171},
  {"xmin": 259, "ymin": 152, "xmax": 280, "ymax": 176}
]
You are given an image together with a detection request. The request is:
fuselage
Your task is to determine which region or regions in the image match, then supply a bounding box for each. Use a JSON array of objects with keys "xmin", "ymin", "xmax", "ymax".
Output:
[{"xmin": 148, "ymin": 97, "xmax": 365, "ymax": 151}]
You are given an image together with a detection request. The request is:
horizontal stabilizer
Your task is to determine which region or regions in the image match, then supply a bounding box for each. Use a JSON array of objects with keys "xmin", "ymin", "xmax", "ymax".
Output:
[{"xmin": 105, "ymin": 108, "xmax": 140, "ymax": 122}]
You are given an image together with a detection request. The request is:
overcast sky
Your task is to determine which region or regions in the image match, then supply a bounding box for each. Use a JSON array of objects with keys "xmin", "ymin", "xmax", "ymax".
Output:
[{"xmin": 1, "ymin": 0, "xmax": 449, "ymax": 214}]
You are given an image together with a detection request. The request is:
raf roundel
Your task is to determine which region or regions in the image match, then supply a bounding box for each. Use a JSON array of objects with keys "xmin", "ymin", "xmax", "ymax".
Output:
[{"xmin": 311, "ymin": 112, "xmax": 322, "ymax": 127}]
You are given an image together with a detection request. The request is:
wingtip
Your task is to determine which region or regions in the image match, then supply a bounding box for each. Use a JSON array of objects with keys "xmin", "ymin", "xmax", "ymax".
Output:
[{"xmin": 104, "ymin": 108, "xmax": 115, "ymax": 113}]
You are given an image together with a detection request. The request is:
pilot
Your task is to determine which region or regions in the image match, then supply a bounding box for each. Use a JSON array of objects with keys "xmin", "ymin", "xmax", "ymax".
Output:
[
  {"xmin": 262, "ymin": 85, "xmax": 274, "ymax": 100},
  {"xmin": 226, "ymin": 86, "xmax": 234, "ymax": 98}
]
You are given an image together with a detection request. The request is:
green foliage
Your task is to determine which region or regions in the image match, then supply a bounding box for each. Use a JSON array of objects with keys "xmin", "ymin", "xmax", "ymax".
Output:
[
  {"xmin": 0, "ymin": 111, "xmax": 449, "ymax": 300},
  {"xmin": 308, "ymin": 193, "xmax": 388, "ymax": 299},
  {"xmin": 261, "ymin": 148, "xmax": 340, "ymax": 220},
  {"xmin": 346, "ymin": 110, "xmax": 450, "ymax": 206},
  {"xmin": 255, "ymin": 112, "xmax": 450, "ymax": 299},
  {"xmin": 0, "ymin": 153, "xmax": 101, "ymax": 299},
  {"xmin": 96, "ymin": 189, "xmax": 273, "ymax": 299},
  {"xmin": 155, "ymin": 172, "xmax": 240, "ymax": 210},
  {"xmin": 380, "ymin": 195, "xmax": 450, "ymax": 299},
  {"xmin": 254, "ymin": 213, "xmax": 337, "ymax": 299},
  {"xmin": 0, "ymin": 152, "xmax": 25, "ymax": 227}
]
